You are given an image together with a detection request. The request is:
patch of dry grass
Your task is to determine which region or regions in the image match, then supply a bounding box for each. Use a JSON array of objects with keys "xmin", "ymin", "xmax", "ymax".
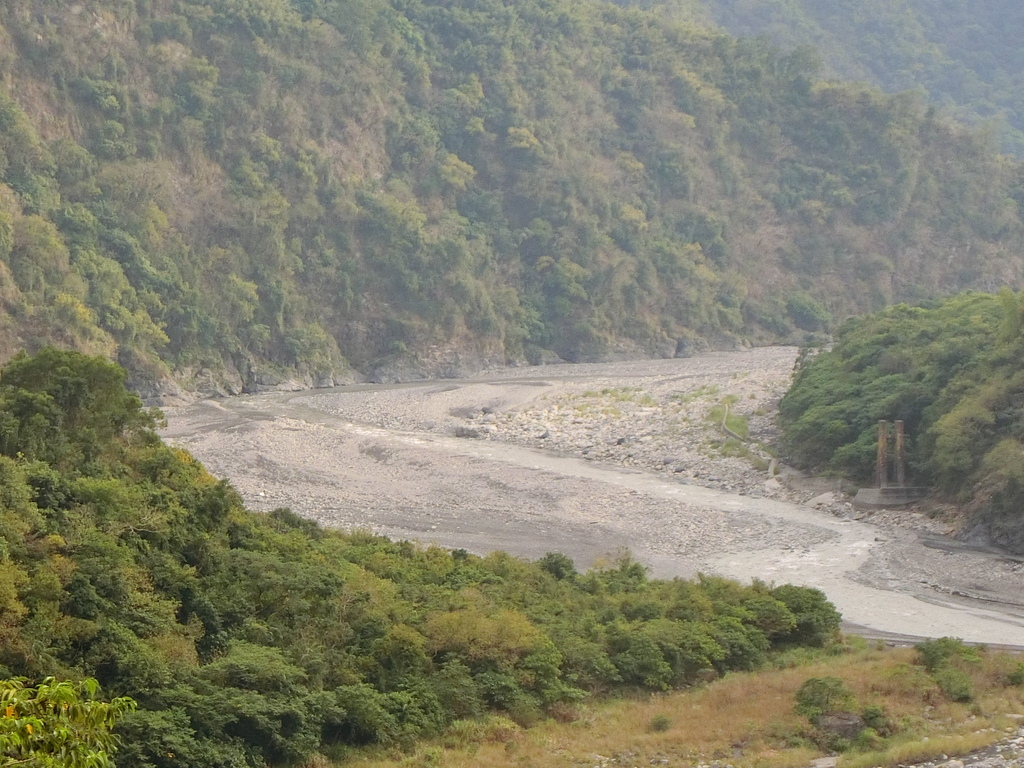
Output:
[
  {"xmin": 314, "ymin": 644, "xmax": 1024, "ymax": 768},
  {"xmin": 839, "ymin": 731, "xmax": 1001, "ymax": 768}
]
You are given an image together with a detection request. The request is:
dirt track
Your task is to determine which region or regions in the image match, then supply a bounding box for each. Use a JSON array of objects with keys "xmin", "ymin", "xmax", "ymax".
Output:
[{"xmin": 161, "ymin": 347, "xmax": 1024, "ymax": 647}]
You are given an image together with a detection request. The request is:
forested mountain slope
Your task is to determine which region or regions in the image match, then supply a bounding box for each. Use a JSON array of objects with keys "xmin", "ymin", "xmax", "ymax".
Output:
[
  {"xmin": 779, "ymin": 289, "xmax": 1024, "ymax": 554},
  {"xmin": 0, "ymin": 348, "xmax": 841, "ymax": 766},
  {"xmin": 1, "ymin": 0, "xmax": 1023, "ymax": 395},
  {"xmin": 695, "ymin": 0, "xmax": 1024, "ymax": 154}
]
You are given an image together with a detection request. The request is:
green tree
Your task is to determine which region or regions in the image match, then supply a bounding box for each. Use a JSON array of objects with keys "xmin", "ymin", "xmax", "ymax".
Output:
[
  {"xmin": 0, "ymin": 677, "xmax": 136, "ymax": 768},
  {"xmin": 0, "ymin": 347, "xmax": 156, "ymax": 468}
]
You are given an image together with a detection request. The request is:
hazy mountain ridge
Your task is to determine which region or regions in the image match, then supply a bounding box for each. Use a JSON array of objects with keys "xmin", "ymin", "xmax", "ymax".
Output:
[
  {"xmin": 0, "ymin": 0, "xmax": 1023, "ymax": 395},
  {"xmin": 697, "ymin": 0, "xmax": 1024, "ymax": 153}
]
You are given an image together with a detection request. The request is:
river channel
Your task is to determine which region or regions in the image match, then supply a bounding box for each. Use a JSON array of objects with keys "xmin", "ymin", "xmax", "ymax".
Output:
[{"xmin": 161, "ymin": 347, "xmax": 1024, "ymax": 647}]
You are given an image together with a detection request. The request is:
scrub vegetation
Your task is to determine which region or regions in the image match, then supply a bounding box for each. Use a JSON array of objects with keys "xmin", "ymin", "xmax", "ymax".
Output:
[
  {"xmin": 339, "ymin": 639, "xmax": 1024, "ymax": 768},
  {"xmin": 0, "ymin": 348, "xmax": 842, "ymax": 766}
]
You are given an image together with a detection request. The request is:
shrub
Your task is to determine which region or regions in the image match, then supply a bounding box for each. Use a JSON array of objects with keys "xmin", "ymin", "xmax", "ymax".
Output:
[
  {"xmin": 853, "ymin": 726, "xmax": 884, "ymax": 751},
  {"xmin": 914, "ymin": 637, "xmax": 980, "ymax": 672},
  {"xmin": 860, "ymin": 704, "xmax": 894, "ymax": 736},
  {"xmin": 431, "ymin": 660, "xmax": 483, "ymax": 719},
  {"xmin": 649, "ymin": 714, "xmax": 672, "ymax": 732},
  {"xmin": 787, "ymin": 291, "xmax": 831, "ymax": 332},
  {"xmin": 326, "ymin": 684, "xmax": 400, "ymax": 746},
  {"xmin": 794, "ymin": 676, "xmax": 856, "ymax": 721},
  {"xmin": 538, "ymin": 552, "xmax": 577, "ymax": 581},
  {"xmin": 609, "ymin": 631, "xmax": 674, "ymax": 690},
  {"xmin": 771, "ymin": 585, "xmax": 841, "ymax": 646},
  {"xmin": 933, "ymin": 667, "xmax": 973, "ymax": 702},
  {"xmin": 546, "ymin": 701, "xmax": 581, "ymax": 723}
]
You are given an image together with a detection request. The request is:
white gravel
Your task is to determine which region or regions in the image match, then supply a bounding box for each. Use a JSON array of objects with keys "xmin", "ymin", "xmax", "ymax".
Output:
[{"xmin": 162, "ymin": 347, "xmax": 1024, "ymax": 647}]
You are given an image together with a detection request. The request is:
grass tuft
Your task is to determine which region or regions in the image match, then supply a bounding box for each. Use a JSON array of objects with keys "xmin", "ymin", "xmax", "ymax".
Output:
[
  {"xmin": 649, "ymin": 714, "xmax": 672, "ymax": 732},
  {"xmin": 839, "ymin": 731, "xmax": 1001, "ymax": 768}
]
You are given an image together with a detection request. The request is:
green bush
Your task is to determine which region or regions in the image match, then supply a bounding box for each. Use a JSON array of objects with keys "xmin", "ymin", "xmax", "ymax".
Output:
[
  {"xmin": 538, "ymin": 552, "xmax": 577, "ymax": 581},
  {"xmin": 794, "ymin": 676, "xmax": 856, "ymax": 721},
  {"xmin": 933, "ymin": 667, "xmax": 974, "ymax": 702},
  {"xmin": 914, "ymin": 637, "xmax": 980, "ymax": 672},
  {"xmin": 786, "ymin": 291, "xmax": 831, "ymax": 332},
  {"xmin": 649, "ymin": 714, "xmax": 672, "ymax": 732},
  {"xmin": 860, "ymin": 703, "xmax": 894, "ymax": 736},
  {"xmin": 771, "ymin": 585, "xmax": 841, "ymax": 646},
  {"xmin": 853, "ymin": 726, "xmax": 884, "ymax": 751}
]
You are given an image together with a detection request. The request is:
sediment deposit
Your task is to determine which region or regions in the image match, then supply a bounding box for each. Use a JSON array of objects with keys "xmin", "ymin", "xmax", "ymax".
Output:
[{"xmin": 162, "ymin": 347, "xmax": 1024, "ymax": 646}]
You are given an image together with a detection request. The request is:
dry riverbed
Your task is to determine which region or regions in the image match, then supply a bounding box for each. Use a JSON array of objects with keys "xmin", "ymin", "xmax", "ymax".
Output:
[{"xmin": 161, "ymin": 346, "xmax": 1024, "ymax": 647}]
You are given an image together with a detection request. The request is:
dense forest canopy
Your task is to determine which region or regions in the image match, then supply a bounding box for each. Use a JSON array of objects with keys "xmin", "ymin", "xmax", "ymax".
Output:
[
  {"xmin": 0, "ymin": 348, "xmax": 842, "ymax": 766},
  {"xmin": 779, "ymin": 289, "xmax": 1024, "ymax": 554},
  {"xmin": 0, "ymin": 0, "xmax": 1023, "ymax": 392}
]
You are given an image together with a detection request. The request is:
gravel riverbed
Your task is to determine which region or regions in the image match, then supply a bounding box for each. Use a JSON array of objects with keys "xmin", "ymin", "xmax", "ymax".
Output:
[
  {"xmin": 161, "ymin": 347, "xmax": 1024, "ymax": 646},
  {"xmin": 161, "ymin": 345, "xmax": 1024, "ymax": 767}
]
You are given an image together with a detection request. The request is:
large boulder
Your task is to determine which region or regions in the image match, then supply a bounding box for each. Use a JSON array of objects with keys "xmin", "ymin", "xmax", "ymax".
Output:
[{"xmin": 816, "ymin": 712, "xmax": 865, "ymax": 741}]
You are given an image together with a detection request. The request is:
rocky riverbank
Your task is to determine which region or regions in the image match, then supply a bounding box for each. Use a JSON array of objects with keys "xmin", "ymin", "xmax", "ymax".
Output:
[
  {"xmin": 162, "ymin": 346, "xmax": 1024, "ymax": 646},
  {"xmin": 302, "ymin": 346, "xmax": 954, "ymax": 537},
  {"xmin": 304, "ymin": 346, "xmax": 804, "ymax": 491},
  {"xmin": 681, "ymin": 727, "xmax": 1024, "ymax": 768},
  {"xmin": 157, "ymin": 346, "xmax": 1024, "ymax": 768}
]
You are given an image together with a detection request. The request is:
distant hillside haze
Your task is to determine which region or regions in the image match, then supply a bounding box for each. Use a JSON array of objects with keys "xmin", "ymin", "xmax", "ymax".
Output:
[
  {"xmin": 0, "ymin": 0, "xmax": 1023, "ymax": 394},
  {"xmin": 699, "ymin": 0, "xmax": 1024, "ymax": 154}
]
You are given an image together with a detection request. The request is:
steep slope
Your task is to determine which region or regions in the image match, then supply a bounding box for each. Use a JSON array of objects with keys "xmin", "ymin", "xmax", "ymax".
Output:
[
  {"xmin": 0, "ymin": 0, "xmax": 1023, "ymax": 396},
  {"xmin": 695, "ymin": 0, "xmax": 1024, "ymax": 153},
  {"xmin": 778, "ymin": 289, "xmax": 1024, "ymax": 554}
]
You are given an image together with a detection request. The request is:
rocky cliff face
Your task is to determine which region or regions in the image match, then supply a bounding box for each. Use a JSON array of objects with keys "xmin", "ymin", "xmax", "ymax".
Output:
[{"xmin": 959, "ymin": 496, "xmax": 1024, "ymax": 557}]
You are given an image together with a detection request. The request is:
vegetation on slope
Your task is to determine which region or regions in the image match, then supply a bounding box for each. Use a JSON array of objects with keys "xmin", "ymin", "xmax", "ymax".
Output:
[
  {"xmin": 779, "ymin": 289, "xmax": 1024, "ymax": 553},
  {"xmin": 693, "ymin": 0, "xmax": 1024, "ymax": 154},
  {"xmin": 350, "ymin": 640, "xmax": 1024, "ymax": 768},
  {"xmin": 1, "ymin": 0, "xmax": 1023, "ymax": 389},
  {"xmin": 6, "ymin": 644, "xmax": 1022, "ymax": 768},
  {"xmin": 0, "ymin": 348, "xmax": 841, "ymax": 766},
  {"xmin": 1, "ymin": 677, "xmax": 136, "ymax": 768}
]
